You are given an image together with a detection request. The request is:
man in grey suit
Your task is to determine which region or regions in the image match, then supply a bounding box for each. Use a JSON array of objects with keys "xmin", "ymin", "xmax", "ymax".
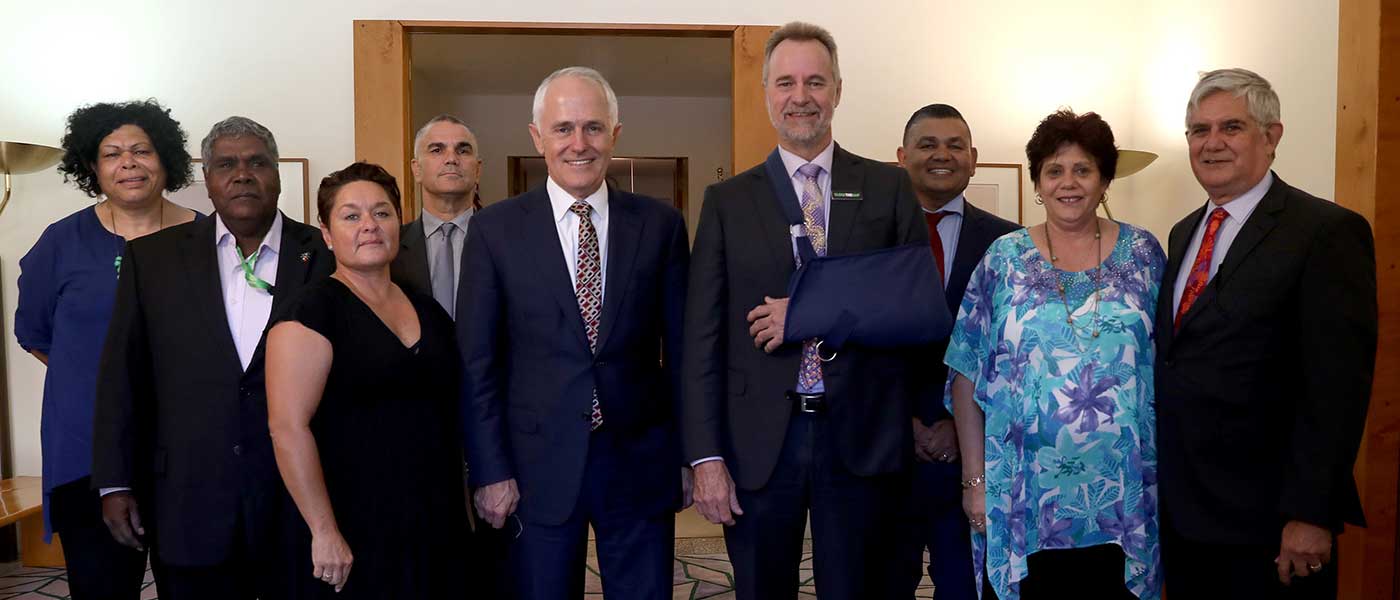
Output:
[
  {"xmin": 391, "ymin": 114, "xmax": 482, "ymax": 316},
  {"xmin": 389, "ymin": 114, "xmax": 510, "ymax": 597}
]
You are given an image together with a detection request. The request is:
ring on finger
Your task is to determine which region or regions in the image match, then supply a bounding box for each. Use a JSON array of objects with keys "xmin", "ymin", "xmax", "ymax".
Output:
[{"xmin": 1308, "ymin": 563, "xmax": 1322, "ymax": 571}]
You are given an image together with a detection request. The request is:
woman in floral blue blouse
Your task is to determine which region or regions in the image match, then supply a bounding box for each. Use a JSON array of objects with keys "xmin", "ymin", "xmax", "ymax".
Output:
[{"xmin": 945, "ymin": 110, "xmax": 1165, "ymax": 600}]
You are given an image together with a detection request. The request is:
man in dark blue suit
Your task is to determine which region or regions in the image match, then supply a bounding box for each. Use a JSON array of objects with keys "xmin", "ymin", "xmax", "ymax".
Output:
[
  {"xmin": 458, "ymin": 66, "xmax": 690, "ymax": 600},
  {"xmin": 895, "ymin": 104, "xmax": 1019, "ymax": 599}
]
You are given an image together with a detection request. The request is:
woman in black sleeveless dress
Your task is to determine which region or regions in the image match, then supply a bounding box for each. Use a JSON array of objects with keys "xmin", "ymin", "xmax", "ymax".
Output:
[{"xmin": 266, "ymin": 162, "xmax": 468, "ymax": 598}]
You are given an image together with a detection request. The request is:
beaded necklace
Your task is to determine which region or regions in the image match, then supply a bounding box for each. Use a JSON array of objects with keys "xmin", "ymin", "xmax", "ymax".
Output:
[{"xmin": 1043, "ymin": 218, "xmax": 1104, "ymax": 340}]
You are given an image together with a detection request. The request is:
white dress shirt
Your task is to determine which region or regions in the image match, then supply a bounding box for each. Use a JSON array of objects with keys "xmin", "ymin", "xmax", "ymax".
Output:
[
  {"xmin": 216, "ymin": 212, "xmax": 282, "ymax": 370},
  {"xmin": 923, "ymin": 194, "xmax": 966, "ymax": 287},
  {"xmin": 1171, "ymin": 172, "xmax": 1272, "ymax": 315},
  {"xmin": 547, "ymin": 177, "xmax": 610, "ymax": 304}
]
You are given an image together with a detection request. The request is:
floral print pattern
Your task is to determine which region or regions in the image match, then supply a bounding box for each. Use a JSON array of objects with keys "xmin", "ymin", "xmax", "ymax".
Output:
[{"xmin": 945, "ymin": 224, "xmax": 1165, "ymax": 600}]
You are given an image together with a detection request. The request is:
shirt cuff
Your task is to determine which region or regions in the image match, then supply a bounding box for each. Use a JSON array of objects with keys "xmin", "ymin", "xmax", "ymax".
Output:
[
  {"xmin": 99, "ymin": 487, "xmax": 132, "ymax": 496},
  {"xmin": 690, "ymin": 456, "xmax": 723, "ymax": 468}
]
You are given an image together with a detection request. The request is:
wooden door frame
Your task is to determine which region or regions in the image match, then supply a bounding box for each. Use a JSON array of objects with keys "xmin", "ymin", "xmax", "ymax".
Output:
[
  {"xmin": 353, "ymin": 20, "xmax": 777, "ymax": 220},
  {"xmin": 1335, "ymin": 0, "xmax": 1400, "ymax": 598}
]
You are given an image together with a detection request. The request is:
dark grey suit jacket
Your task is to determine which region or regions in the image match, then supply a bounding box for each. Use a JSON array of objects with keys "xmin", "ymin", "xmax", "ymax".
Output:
[
  {"xmin": 681, "ymin": 144, "xmax": 932, "ymax": 490},
  {"xmin": 1155, "ymin": 173, "xmax": 1377, "ymax": 544},
  {"xmin": 92, "ymin": 214, "xmax": 333, "ymax": 566}
]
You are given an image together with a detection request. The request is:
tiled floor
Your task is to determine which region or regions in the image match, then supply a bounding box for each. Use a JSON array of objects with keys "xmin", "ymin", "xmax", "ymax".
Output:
[
  {"xmin": 0, "ymin": 564, "xmax": 157, "ymax": 599},
  {"xmin": 0, "ymin": 545, "xmax": 936, "ymax": 599}
]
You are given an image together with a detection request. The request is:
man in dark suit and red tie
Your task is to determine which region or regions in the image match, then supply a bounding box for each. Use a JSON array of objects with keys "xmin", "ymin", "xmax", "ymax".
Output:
[
  {"xmin": 1156, "ymin": 68, "xmax": 1378, "ymax": 599},
  {"xmin": 896, "ymin": 103, "xmax": 1019, "ymax": 599},
  {"xmin": 683, "ymin": 21, "xmax": 935, "ymax": 600},
  {"xmin": 458, "ymin": 66, "xmax": 690, "ymax": 600}
]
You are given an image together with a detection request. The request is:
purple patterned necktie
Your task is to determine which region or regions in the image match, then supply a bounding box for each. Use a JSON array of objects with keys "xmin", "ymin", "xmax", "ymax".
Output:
[
  {"xmin": 570, "ymin": 200, "xmax": 604, "ymax": 430},
  {"xmin": 796, "ymin": 163, "xmax": 826, "ymax": 391}
]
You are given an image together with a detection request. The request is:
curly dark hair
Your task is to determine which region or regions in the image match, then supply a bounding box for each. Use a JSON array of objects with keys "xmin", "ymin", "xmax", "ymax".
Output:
[
  {"xmin": 1025, "ymin": 109, "xmax": 1118, "ymax": 184},
  {"xmin": 57, "ymin": 99, "xmax": 193, "ymax": 198},
  {"xmin": 317, "ymin": 162, "xmax": 402, "ymax": 224}
]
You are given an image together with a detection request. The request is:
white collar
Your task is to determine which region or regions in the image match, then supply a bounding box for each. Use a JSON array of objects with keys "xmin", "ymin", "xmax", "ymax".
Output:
[
  {"xmin": 547, "ymin": 177, "xmax": 609, "ymax": 223},
  {"xmin": 1209, "ymin": 171, "xmax": 1273, "ymax": 220},
  {"xmin": 777, "ymin": 140, "xmax": 836, "ymax": 179},
  {"xmin": 923, "ymin": 194, "xmax": 966, "ymax": 216},
  {"xmin": 215, "ymin": 211, "xmax": 283, "ymax": 257}
]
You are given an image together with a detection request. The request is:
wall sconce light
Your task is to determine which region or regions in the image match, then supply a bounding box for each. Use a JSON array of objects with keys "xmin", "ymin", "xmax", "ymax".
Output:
[{"xmin": 0, "ymin": 141, "xmax": 65, "ymax": 219}]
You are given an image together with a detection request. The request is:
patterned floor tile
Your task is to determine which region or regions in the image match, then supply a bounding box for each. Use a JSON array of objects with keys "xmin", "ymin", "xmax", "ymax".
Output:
[{"xmin": 0, "ymin": 542, "xmax": 936, "ymax": 599}]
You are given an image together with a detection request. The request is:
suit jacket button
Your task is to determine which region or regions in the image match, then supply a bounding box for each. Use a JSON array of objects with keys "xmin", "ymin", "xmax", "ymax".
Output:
[
  {"xmin": 1164, "ymin": 360, "xmax": 1174, "ymax": 368},
  {"xmin": 596, "ymin": 361, "xmax": 606, "ymax": 367},
  {"xmin": 232, "ymin": 444, "xmax": 243, "ymax": 456}
]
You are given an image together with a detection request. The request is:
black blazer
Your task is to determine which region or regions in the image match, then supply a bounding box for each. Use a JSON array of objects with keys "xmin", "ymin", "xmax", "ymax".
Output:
[
  {"xmin": 1155, "ymin": 173, "xmax": 1377, "ymax": 544},
  {"xmin": 920, "ymin": 202, "xmax": 1021, "ymax": 425},
  {"xmin": 458, "ymin": 186, "xmax": 689, "ymax": 526},
  {"xmin": 681, "ymin": 144, "xmax": 931, "ymax": 490},
  {"xmin": 390, "ymin": 218, "xmax": 433, "ymax": 298},
  {"xmin": 92, "ymin": 214, "xmax": 333, "ymax": 566}
]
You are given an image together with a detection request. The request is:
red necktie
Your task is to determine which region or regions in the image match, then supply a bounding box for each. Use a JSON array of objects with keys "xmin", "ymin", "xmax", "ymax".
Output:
[
  {"xmin": 1174, "ymin": 207, "xmax": 1229, "ymax": 331},
  {"xmin": 925, "ymin": 211, "xmax": 948, "ymax": 282}
]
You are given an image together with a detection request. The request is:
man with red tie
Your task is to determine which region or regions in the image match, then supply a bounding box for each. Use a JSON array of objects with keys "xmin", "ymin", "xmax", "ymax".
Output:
[
  {"xmin": 1156, "ymin": 68, "xmax": 1377, "ymax": 599},
  {"xmin": 895, "ymin": 103, "xmax": 1018, "ymax": 599}
]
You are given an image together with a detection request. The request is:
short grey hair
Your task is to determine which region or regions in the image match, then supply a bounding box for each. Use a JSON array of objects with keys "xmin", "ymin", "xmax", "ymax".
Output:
[
  {"xmin": 1186, "ymin": 68, "xmax": 1281, "ymax": 130},
  {"xmin": 200, "ymin": 116, "xmax": 279, "ymax": 164},
  {"xmin": 762, "ymin": 21, "xmax": 841, "ymax": 85},
  {"xmin": 531, "ymin": 66, "xmax": 619, "ymax": 128},
  {"xmin": 413, "ymin": 114, "xmax": 476, "ymax": 158}
]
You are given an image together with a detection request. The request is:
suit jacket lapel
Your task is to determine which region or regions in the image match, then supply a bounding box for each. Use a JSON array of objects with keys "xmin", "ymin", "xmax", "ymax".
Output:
[
  {"xmin": 596, "ymin": 189, "xmax": 641, "ymax": 353},
  {"xmin": 1175, "ymin": 175, "xmax": 1287, "ymax": 334},
  {"xmin": 1157, "ymin": 204, "xmax": 1206, "ymax": 350},
  {"xmin": 180, "ymin": 217, "xmax": 243, "ymax": 374},
  {"xmin": 947, "ymin": 204, "xmax": 990, "ymax": 313},
  {"xmin": 1213, "ymin": 174, "xmax": 1287, "ymax": 286},
  {"xmin": 522, "ymin": 188, "xmax": 591, "ymax": 351},
  {"xmin": 398, "ymin": 219, "xmax": 431, "ymax": 294},
  {"xmin": 826, "ymin": 144, "xmax": 863, "ymax": 256},
  {"xmin": 250, "ymin": 214, "xmax": 320, "ymax": 369},
  {"xmin": 756, "ymin": 150, "xmax": 798, "ymax": 275}
]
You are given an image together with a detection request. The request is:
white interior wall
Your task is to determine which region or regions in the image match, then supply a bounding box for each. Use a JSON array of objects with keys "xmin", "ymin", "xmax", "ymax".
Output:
[{"xmin": 0, "ymin": 0, "xmax": 1341, "ymax": 476}]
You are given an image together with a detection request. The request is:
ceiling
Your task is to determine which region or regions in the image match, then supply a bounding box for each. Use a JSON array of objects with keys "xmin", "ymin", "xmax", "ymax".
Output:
[{"xmin": 411, "ymin": 34, "xmax": 732, "ymax": 97}]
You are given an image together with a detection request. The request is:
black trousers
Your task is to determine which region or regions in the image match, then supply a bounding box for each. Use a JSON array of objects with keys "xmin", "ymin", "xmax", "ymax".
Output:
[
  {"xmin": 724, "ymin": 412, "xmax": 909, "ymax": 600},
  {"xmin": 1014, "ymin": 544, "xmax": 1136, "ymax": 600},
  {"xmin": 152, "ymin": 498, "xmax": 291, "ymax": 600},
  {"xmin": 49, "ymin": 477, "xmax": 148, "ymax": 600},
  {"xmin": 1163, "ymin": 522, "xmax": 1337, "ymax": 600}
]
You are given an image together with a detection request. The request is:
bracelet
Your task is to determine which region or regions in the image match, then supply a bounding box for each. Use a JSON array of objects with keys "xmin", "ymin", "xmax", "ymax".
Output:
[{"xmin": 960, "ymin": 474, "xmax": 985, "ymax": 490}]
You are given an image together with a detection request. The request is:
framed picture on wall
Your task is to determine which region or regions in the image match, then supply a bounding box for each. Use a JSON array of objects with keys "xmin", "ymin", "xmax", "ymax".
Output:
[
  {"xmin": 966, "ymin": 163, "xmax": 1025, "ymax": 224},
  {"xmin": 170, "ymin": 158, "xmax": 312, "ymax": 223}
]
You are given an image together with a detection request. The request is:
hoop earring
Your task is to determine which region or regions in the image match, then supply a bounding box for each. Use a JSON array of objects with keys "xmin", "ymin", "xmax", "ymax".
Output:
[{"xmin": 1034, "ymin": 193, "xmax": 1044, "ymax": 206}]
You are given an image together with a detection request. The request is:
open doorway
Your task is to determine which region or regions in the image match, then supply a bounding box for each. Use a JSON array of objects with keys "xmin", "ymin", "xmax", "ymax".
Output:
[
  {"xmin": 410, "ymin": 32, "xmax": 723, "ymax": 231},
  {"xmin": 353, "ymin": 21, "xmax": 778, "ymax": 233}
]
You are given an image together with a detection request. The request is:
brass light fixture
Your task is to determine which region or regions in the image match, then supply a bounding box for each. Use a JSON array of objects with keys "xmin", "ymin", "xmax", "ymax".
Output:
[{"xmin": 0, "ymin": 141, "xmax": 65, "ymax": 219}]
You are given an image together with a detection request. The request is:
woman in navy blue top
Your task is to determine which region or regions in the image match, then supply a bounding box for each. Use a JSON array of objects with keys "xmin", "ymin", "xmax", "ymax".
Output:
[{"xmin": 15, "ymin": 100, "xmax": 198, "ymax": 600}]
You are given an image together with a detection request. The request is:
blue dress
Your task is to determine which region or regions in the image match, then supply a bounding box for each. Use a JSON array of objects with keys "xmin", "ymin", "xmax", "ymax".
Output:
[
  {"xmin": 944, "ymin": 224, "xmax": 1165, "ymax": 600},
  {"xmin": 14, "ymin": 205, "xmax": 196, "ymax": 536}
]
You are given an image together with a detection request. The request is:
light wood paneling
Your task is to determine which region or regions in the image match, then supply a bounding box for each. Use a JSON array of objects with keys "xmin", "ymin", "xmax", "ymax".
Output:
[
  {"xmin": 1335, "ymin": 0, "xmax": 1399, "ymax": 598},
  {"xmin": 353, "ymin": 20, "xmax": 415, "ymax": 218},
  {"xmin": 731, "ymin": 26, "xmax": 779, "ymax": 176}
]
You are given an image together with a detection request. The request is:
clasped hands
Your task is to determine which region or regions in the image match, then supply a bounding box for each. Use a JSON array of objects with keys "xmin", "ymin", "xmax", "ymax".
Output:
[{"xmin": 913, "ymin": 418, "xmax": 959, "ymax": 463}]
